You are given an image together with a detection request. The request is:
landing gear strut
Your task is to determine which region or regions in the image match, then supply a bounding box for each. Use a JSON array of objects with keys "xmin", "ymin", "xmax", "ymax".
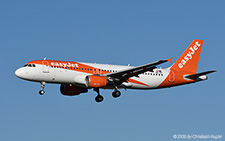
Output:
[
  {"xmin": 39, "ymin": 82, "xmax": 46, "ymax": 95},
  {"xmin": 94, "ymin": 88, "xmax": 104, "ymax": 103}
]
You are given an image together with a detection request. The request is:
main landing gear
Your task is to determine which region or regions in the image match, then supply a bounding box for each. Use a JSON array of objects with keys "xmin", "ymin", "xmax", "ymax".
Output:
[
  {"xmin": 94, "ymin": 88, "xmax": 104, "ymax": 103},
  {"xmin": 112, "ymin": 90, "xmax": 121, "ymax": 98},
  {"xmin": 39, "ymin": 82, "xmax": 46, "ymax": 95},
  {"xmin": 93, "ymin": 88, "xmax": 122, "ymax": 103}
]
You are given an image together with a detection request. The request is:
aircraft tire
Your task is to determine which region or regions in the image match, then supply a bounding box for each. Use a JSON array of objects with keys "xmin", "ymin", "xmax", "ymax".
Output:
[
  {"xmin": 95, "ymin": 95, "xmax": 104, "ymax": 103},
  {"xmin": 39, "ymin": 90, "xmax": 45, "ymax": 95},
  {"xmin": 112, "ymin": 90, "xmax": 121, "ymax": 98}
]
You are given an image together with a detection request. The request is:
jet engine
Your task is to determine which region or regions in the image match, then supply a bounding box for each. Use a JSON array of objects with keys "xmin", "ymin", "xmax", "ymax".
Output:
[
  {"xmin": 60, "ymin": 84, "xmax": 88, "ymax": 96},
  {"xmin": 74, "ymin": 75, "xmax": 108, "ymax": 88},
  {"xmin": 86, "ymin": 75, "xmax": 108, "ymax": 88}
]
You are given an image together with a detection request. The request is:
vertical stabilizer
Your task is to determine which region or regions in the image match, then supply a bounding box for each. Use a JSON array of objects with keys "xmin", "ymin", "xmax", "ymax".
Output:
[{"xmin": 170, "ymin": 40, "xmax": 204, "ymax": 73}]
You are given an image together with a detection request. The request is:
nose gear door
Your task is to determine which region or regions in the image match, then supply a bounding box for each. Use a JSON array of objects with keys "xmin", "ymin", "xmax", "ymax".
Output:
[{"xmin": 42, "ymin": 61, "xmax": 50, "ymax": 73}]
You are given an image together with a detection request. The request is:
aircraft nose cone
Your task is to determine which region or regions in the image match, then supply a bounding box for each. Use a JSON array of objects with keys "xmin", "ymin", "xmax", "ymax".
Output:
[{"xmin": 15, "ymin": 68, "xmax": 23, "ymax": 78}]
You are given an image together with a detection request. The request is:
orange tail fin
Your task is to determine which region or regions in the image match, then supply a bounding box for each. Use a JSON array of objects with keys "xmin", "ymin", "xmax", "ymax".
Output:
[{"xmin": 170, "ymin": 40, "xmax": 204, "ymax": 73}]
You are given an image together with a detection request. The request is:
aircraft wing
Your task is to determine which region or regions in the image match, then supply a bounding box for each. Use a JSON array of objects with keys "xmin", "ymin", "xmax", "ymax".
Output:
[{"xmin": 104, "ymin": 58, "xmax": 171, "ymax": 84}]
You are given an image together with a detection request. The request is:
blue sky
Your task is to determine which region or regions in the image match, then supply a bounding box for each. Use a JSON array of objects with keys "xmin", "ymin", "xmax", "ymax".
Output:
[{"xmin": 0, "ymin": 0, "xmax": 224, "ymax": 140}]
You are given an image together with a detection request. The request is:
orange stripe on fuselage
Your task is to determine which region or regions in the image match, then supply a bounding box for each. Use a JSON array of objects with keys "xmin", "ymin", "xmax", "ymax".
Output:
[
  {"xmin": 128, "ymin": 79, "xmax": 149, "ymax": 87},
  {"xmin": 27, "ymin": 60, "xmax": 104, "ymax": 74},
  {"xmin": 27, "ymin": 60, "xmax": 149, "ymax": 87}
]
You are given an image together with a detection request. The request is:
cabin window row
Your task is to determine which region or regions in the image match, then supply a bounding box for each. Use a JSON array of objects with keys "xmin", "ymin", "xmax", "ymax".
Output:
[
  {"xmin": 49, "ymin": 66, "xmax": 163, "ymax": 76},
  {"xmin": 143, "ymin": 72, "xmax": 163, "ymax": 76},
  {"xmin": 50, "ymin": 66, "xmax": 118, "ymax": 72}
]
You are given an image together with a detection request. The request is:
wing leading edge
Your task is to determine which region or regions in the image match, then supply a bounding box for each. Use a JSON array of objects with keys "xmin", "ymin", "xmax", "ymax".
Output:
[{"xmin": 103, "ymin": 58, "xmax": 171, "ymax": 84}]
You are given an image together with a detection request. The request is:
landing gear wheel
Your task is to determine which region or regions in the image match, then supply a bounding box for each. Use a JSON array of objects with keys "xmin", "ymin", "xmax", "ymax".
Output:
[
  {"xmin": 39, "ymin": 90, "xmax": 45, "ymax": 95},
  {"xmin": 93, "ymin": 88, "xmax": 104, "ymax": 103},
  {"xmin": 95, "ymin": 95, "xmax": 104, "ymax": 103},
  {"xmin": 112, "ymin": 90, "xmax": 121, "ymax": 98}
]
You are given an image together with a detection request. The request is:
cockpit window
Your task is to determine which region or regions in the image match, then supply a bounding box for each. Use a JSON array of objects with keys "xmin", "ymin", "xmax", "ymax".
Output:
[{"xmin": 23, "ymin": 64, "xmax": 36, "ymax": 67}]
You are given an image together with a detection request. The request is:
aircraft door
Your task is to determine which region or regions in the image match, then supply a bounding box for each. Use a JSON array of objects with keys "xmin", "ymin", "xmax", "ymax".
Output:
[
  {"xmin": 42, "ymin": 61, "xmax": 50, "ymax": 73},
  {"xmin": 93, "ymin": 68, "xmax": 102, "ymax": 74},
  {"xmin": 169, "ymin": 70, "xmax": 175, "ymax": 82}
]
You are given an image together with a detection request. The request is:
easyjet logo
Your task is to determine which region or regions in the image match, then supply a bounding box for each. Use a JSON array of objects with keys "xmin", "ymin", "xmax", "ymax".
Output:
[
  {"xmin": 178, "ymin": 41, "xmax": 201, "ymax": 68},
  {"xmin": 51, "ymin": 62, "xmax": 79, "ymax": 68}
]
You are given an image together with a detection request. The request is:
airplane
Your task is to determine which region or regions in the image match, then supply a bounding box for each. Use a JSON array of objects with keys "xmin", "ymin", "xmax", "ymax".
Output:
[{"xmin": 15, "ymin": 40, "xmax": 216, "ymax": 103}]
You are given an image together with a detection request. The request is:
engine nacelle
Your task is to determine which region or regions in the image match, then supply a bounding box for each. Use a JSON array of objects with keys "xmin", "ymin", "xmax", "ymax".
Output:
[
  {"xmin": 86, "ymin": 75, "xmax": 108, "ymax": 88},
  {"xmin": 74, "ymin": 75, "xmax": 108, "ymax": 88},
  {"xmin": 60, "ymin": 84, "xmax": 88, "ymax": 96}
]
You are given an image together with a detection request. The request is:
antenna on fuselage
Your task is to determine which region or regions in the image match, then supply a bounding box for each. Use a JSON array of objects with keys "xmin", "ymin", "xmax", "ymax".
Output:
[{"xmin": 44, "ymin": 57, "xmax": 46, "ymax": 60}]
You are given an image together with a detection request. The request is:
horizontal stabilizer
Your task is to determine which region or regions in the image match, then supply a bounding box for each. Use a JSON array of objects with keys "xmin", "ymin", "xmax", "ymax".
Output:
[{"xmin": 185, "ymin": 70, "xmax": 217, "ymax": 80}]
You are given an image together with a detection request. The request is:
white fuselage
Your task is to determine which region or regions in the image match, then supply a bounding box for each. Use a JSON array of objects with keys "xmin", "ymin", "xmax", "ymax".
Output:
[{"xmin": 15, "ymin": 62, "xmax": 170, "ymax": 89}]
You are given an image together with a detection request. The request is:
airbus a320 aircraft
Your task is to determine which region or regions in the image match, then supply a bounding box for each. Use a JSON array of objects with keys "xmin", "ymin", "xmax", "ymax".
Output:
[{"xmin": 15, "ymin": 40, "xmax": 216, "ymax": 102}]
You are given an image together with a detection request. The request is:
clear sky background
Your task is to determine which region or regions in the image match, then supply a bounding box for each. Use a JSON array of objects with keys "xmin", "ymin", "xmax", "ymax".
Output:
[{"xmin": 0, "ymin": 0, "xmax": 224, "ymax": 141}]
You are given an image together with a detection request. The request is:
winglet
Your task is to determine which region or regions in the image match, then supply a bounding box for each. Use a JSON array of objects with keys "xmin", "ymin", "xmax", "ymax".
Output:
[{"xmin": 167, "ymin": 57, "xmax": 173, "ymax": 63}]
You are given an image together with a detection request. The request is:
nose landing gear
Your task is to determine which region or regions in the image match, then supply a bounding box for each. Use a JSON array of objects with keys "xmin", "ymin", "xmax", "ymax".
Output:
[{"xmin": 39, "ymin": 82, "xmax": 46, "ymax": 95}]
